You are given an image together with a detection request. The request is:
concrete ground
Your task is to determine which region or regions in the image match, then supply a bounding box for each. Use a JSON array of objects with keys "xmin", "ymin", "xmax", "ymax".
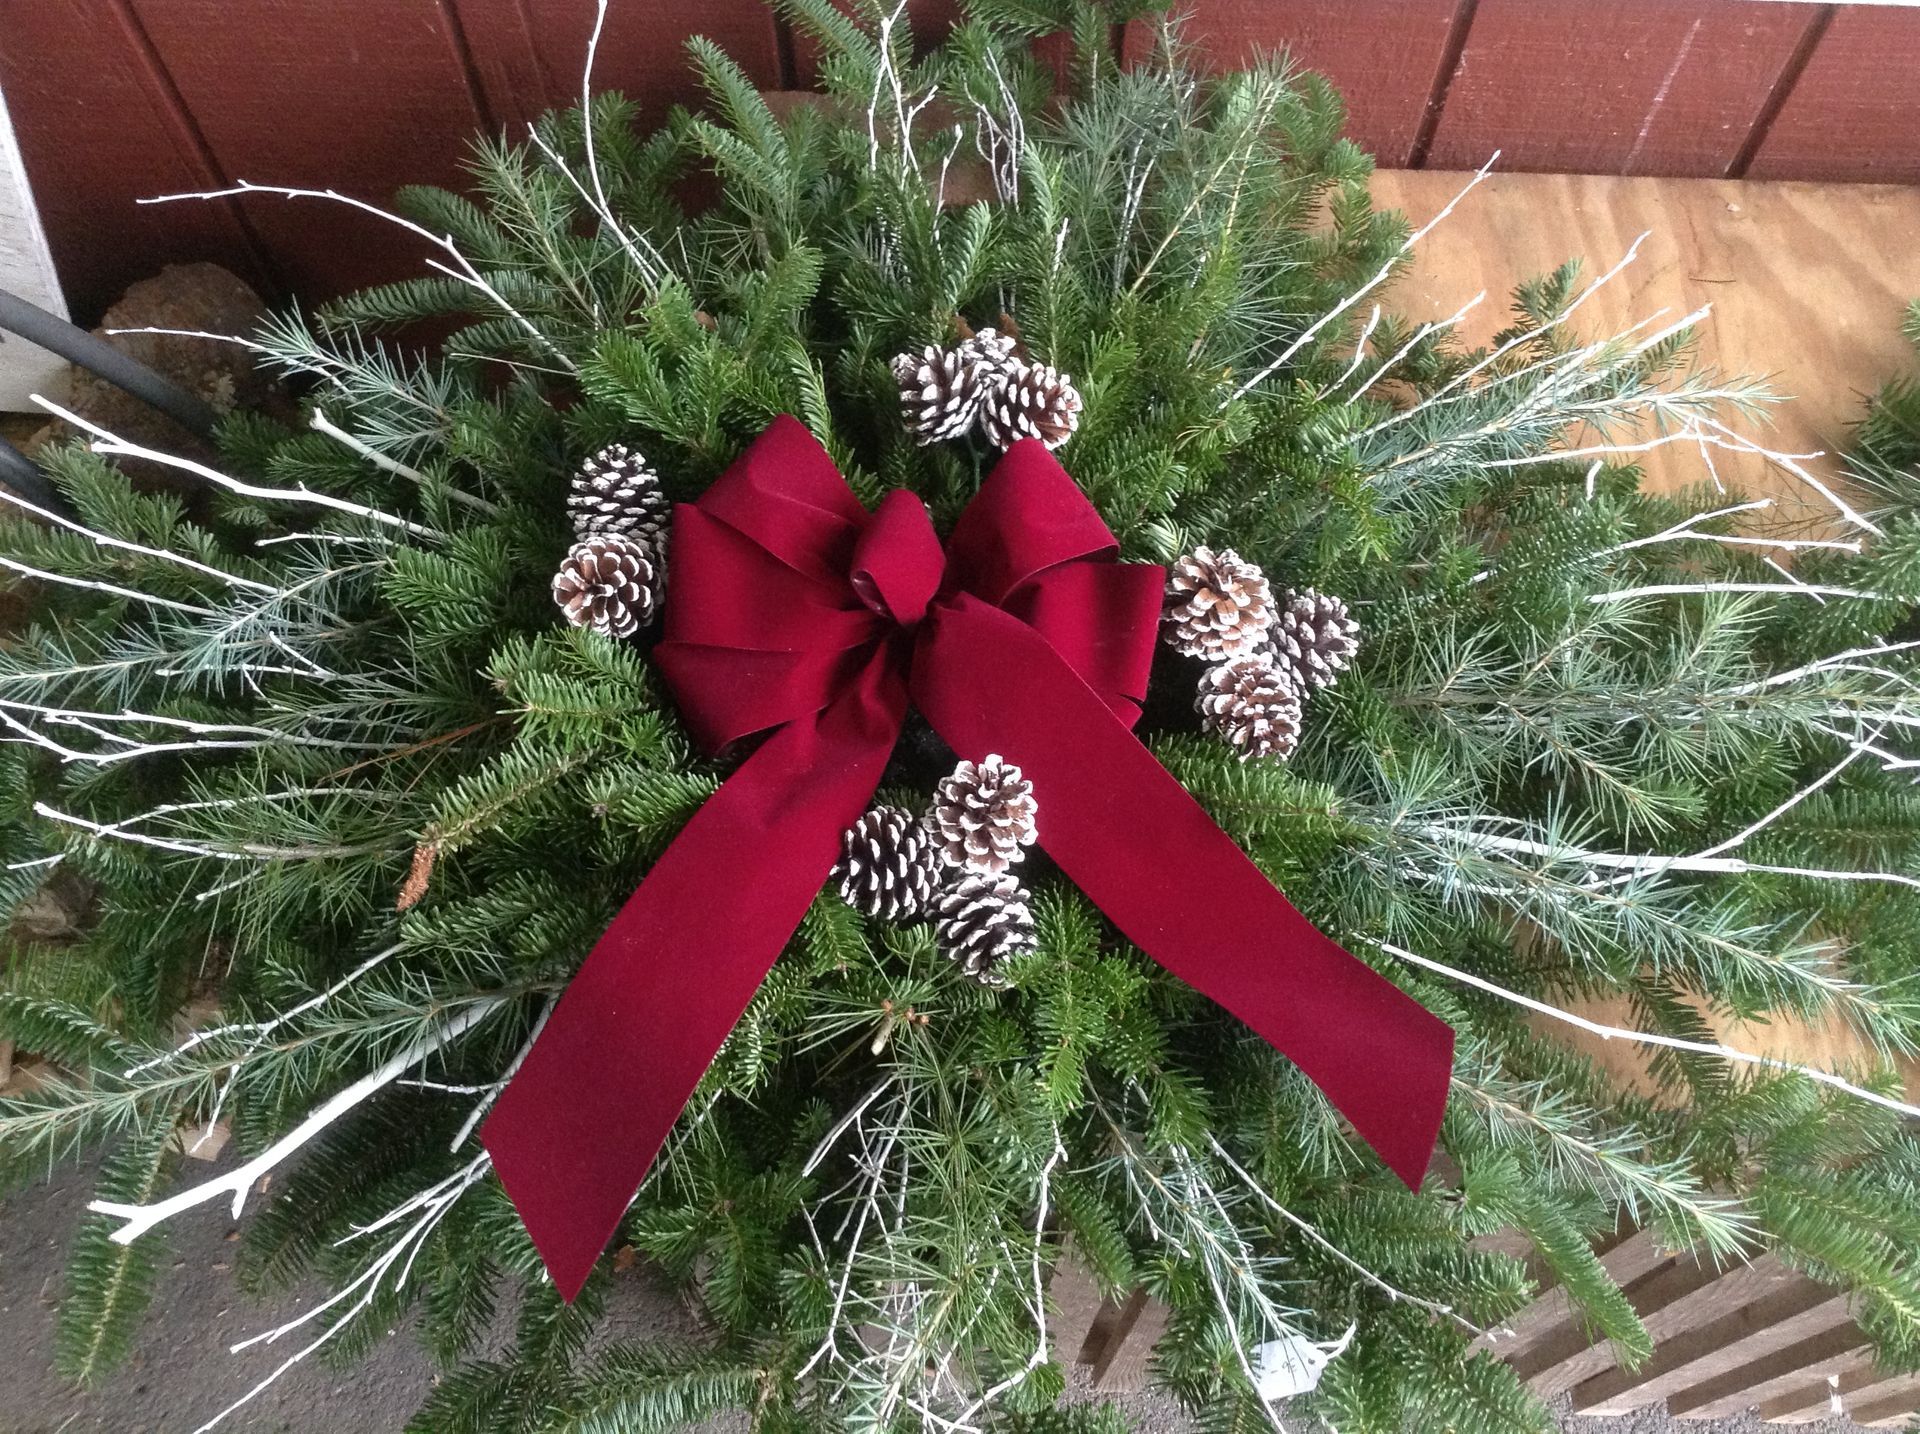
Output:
[{"xmin": 0, "ymin": 1159, "xmax": 1877, "ymax": 1434}]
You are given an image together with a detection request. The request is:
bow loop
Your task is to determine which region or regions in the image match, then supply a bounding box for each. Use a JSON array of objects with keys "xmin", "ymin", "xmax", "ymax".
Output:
[{"xmin": 850, "ymin": 489, "xmax": 944, "ymax": 627}]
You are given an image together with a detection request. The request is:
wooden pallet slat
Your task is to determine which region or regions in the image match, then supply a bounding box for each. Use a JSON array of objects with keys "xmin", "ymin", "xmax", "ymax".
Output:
[
  {"xmin": 1668, "ymin": 1324, "xmax": 1874, "ymax": 1420},
  {"xmin": 1570, "ymin": 1282, "xmax": 1851, "ymax": 1415},
  {"xmin": 1761, "ymin": 1367, "xmax": 1920, "ymax": 1425},
  {"xmin": 1470, "ymin": 1227, "xmax": 1668, "ymax": 1361}
]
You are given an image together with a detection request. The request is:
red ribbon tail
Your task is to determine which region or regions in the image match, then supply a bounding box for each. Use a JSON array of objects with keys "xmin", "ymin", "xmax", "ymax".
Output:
[
  {"xmin": 482, "ymin": 672, "xmax": 904, "ymax": 1300},
  {"xmin": 914, "ymin": 596, "xmax": 1453, "ymax": 1188}
]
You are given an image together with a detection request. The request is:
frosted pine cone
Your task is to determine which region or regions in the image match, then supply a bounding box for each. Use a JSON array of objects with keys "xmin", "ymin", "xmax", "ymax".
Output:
[
  {"xmin": 833, "ymin": 805, "xmax": 941, "ymax": 922},
  {"xmin": 1197, "ymin": 654, "xmax": 1303, "ymax": 762},
  {"xmin": 552, "ymin": 534, "xmax": 657, "ymax": 640},
  {"xmin": 933, "ymin": 870, "xmax": 1036, "ymax": 985},
  {"xmin": 957, "ymin": 326, "xmax": 1021, "ymax": 379},
  {"xmin": 978, "ymin": 360, "xmax": 1082, "ymax": 450},
  {"xmin": 1164, "ymin": 546, "xmax": 1274, "ymax": 662},
  {"xmin": 568, "ymin": 443, "xmax": 671, "ymax": 547},
  {"xmin": 929, "ymin": 754, "xmax": 1038, "ymax": 875},
  {"xmin": 892, "ymin": 343, "xmax": 992, "ymax": 444},
  {"xmin": 1268, "ymin": 588, "xmax": 1360, "ymax": 694}
]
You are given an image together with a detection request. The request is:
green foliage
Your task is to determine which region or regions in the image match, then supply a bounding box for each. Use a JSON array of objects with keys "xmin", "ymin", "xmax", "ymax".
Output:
[{"xmin": 5, "ymin": 4, "xmax": 1920, "ymax": 1431}]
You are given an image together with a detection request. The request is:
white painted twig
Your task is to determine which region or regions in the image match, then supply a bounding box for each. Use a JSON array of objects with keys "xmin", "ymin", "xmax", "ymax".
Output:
[
  {"xmin": 0, "ymin": 551, "xmax": 219, "ymax": 615},
  {"xmin": 1374, "ymin": 941, "xmax": 1920, "ymax": 1120},
  {"xmin": 1588, "ymin": 580, "xmax": 1901, "ymax": 605},
  {"xmin": 0, "ymin": 484, "xmax": 279, "ymax": 593},
  {"xmin": 33, "ymin": 396, "xmax": 435, "ymax": 538},
  {"xmin": 1223, "ymin": 152, "xmax": 1499, "ymax": 409},
  {"xmin": 308, "ymin": 410, "xmax": 498, "ymax": 515},
  {"xmin": 141, "ymin": 182, "xmax": 576, "ymax": 374},
  {"xmin": 89, "ymin": 999, "xmax": 502, "ymax": 1245},
  {"xmin": 1346, "ymin": 291, "xmax": 1486, "ymax": 400}
]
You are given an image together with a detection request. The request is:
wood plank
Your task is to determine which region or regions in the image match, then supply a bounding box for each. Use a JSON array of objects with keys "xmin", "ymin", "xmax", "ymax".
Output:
[
  {"xmin": 1762, "ymin": 1367, "xmax": 1920, "ymax": 1424},
  {"xmin": 1090, "ymin": 1289, "xmax": 1171, "ymax": 1392},
  {"xmin": 0, "ymin": 76, "xmax": 67, "ymax": 412},
  {"xmin": 0, "ymin": 0, "xmax": 268, "ymax": 319},
  {"xmin": 1369, "ymin": 169, "xmax": 1920, "ymax": 531},
  {"xmin": 127, "ymin": 0, "xmax": 492, "ymax": 300},
  {"xmin": 1124, "ymin": 2, "xmax": 1463, "ymax": 169},
  {"xmin": 1850, "ymin": 1382, "xmax": 1920, "ymax": 1428},
  {"xmin": 506, "ymin": 0, "xmax": 783, "ymax": 130},
  {"xmin": 1514, "ymin": 1252, "xmax": 1798, "ymax": 1399},
  {"xmin": 1044, "ymin": 1243, "xmax": 1107, "ymax": 1367},
  {"xmin": 450, "ymin": 0, "xmax": 560, "ymax": 131},
  {"xmin": 1470, "ymin": 1228, "xmax": 1667, "ymax": 1361},
  {"xmin": 1668, "ymin": 1323, "xmax": 1872, "ymax": 1418},
  {"xmin": 1748, "ymin": 5, "xmax": 1920, "ymax": 184},
  {"xmin": 1425, "ymin": 0, "xmax": 1812, "ymax": 178},
  {"xmin": 1571, "ymin": 1284, "xmax": 1850, "ymax": 1414}
]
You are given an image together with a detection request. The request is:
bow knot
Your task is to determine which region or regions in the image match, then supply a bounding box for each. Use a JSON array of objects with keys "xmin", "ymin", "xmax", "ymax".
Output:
[{"xmin": 484, "ymin": 415, "xmax": 1454, "ymax": 1302}]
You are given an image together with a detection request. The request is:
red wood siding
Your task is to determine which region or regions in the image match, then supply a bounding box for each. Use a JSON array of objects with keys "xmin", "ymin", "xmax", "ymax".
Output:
[
  {"xmin": 1120, "ymin": 0, "xmax": 1465, "ymax": 169},
  {"xmin": 1421, "ymin": 0, "xmax": 1816, "ymax": 177},
  {"xmin": 0, "ymin": 0, "xmax": 1910, "ymax": 321},
  {"xmin": 1746, "ymin": 5, "xmax": 1920, "ymax": 184}
]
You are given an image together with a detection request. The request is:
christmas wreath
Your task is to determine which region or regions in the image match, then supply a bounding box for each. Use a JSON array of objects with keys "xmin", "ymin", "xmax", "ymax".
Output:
[{"xmin": 5, "ymin": 4, "xmax": 1920, "ymax": 1432}]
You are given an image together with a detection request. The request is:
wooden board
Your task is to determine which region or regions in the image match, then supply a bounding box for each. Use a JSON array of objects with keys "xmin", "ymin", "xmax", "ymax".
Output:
[
  {"xmin": 0, "ymin": 75, "xmax": 67, "ymax": 412},
  {"xmin": 0, "ymin": 0, "xmax": 272, "ymax": 318},
  {"xmin": 1370, "ymin": 170, "xmax": 1920, "ymax": 518},
  {"xmin": 1123, "ymin": 1, "xmax": 1465, "ymax": 169},
  {"xmin": 126, "ymin": 0, "xmax": 492, "ymax": 301},
  {"xmin": 1748, "ymin": 5, "xmax": 1920, "ymax": 185},
  {"xmin": 1422, "ymin": 0, "xmax": 1815, "ymax": 177}
]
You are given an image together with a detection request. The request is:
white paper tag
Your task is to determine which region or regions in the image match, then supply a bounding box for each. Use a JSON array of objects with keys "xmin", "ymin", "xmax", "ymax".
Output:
[{"xmin": 1251, "ymin": 1323, "xmax": 1355, "ymax": 1401}]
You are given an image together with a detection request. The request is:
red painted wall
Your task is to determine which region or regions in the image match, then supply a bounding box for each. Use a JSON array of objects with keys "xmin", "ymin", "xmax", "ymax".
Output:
[{"xmin": 0, "ymin": 1, "xmax": 1910, "ymax": 320}]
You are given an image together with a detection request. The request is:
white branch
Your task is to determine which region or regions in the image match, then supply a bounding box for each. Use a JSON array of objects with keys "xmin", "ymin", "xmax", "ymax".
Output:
[
  {"xmin": 90, "ymin": 1000, "xmax": 502, "ymax": 1244},
  {"xmin": 308, "ymin": 410, "xmax": 498, "ymax": 515},
  {"xmin": 33, "ymin": 396, "xmax": 435, "ymax": 538},
  {"xmin": 0, "ymin": 484, "xmax": 280, "ymax": 593},
  {"xmin": 1375, "ymin": 941, "xmax": 1920, "ymax": 1120},
  {"xmin": 1224, "ymin": 152, "xmax": 1500, "ymax": 409}
]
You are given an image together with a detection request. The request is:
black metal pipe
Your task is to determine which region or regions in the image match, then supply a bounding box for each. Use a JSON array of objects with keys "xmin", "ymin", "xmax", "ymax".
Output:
[
  {"xmin": 0, "ymin": 431, "xmax": 61, "ymax": 511},
  {"xmin": 0, "ymin": 285, "xmax": 219, "ymax": 439}
]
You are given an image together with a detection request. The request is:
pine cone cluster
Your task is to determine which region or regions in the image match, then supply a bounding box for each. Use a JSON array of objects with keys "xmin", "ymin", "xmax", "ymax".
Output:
[
  {"xmin": 1197, "ymin": 654, "xmax": 1302, "ymax": 761},
  {"xmin": 1268, "ymin": 588, "xmax": 1360, "ymax": 694},
  {"xmin": 928, "ymin": 754, "xmax": 1038, "ymax": 875},
  {"xmin": 552, "ymin": 535, "xmax": 658, "ymax": 640},
  {"xmin": 554, "ymin": 444, "xmax": 671, "ymax": 638},
  {"xmin": 1164, "ymin": 546, "xmax": 1273, "ymax": 662},
  {"xmin": 1169, "ymin": 547, "xmax": 1363, "ymax": 763},
  {"xmin": 932, "ymin": 870, "xmax": 1035, "ymax": 986},
  {"xmin": 890, "ymin": 326, "xmax": 1082, "ymax": 450},
  {"xmin": 833, "ymin": 752, "xmax": 1043, "ymax": 986},
  {"xmin": 833, "ymin": 805, "xmax": 941, "ymax": 922}
]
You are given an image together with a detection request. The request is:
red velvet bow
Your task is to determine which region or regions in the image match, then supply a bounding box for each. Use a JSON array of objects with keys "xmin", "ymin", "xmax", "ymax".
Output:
[{"xmin": 484, "ymin": 416, "xmax": 1454, "ymax": 1300}]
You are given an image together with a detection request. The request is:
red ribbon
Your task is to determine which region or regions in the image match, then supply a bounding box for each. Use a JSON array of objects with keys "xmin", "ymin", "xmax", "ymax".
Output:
[{"xmin": 483, "ymin": 416, "xmax": 1454, "ymax": 1300}]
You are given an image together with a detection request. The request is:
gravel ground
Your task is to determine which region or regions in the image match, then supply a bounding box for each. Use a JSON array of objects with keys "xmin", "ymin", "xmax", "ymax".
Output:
[{"xmin": 0, "ymin": 1160, "xmax": 1878, "ymax": 1434}]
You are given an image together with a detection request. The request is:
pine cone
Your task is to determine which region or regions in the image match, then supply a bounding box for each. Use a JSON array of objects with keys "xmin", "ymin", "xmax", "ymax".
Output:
[
  {"xmin": 568, "ymin": 444, "xmax": 671, "ymax": 547},
  {"xmin": 552, "ymin": 534, "xmax": 657, "ymax": 639},
  {"xmin": 957, "ymin": 326, "xmax": 1021, "ymax": 379},
  {"xmin": 933, "ymin": 869, "xmax": 1036, "ymax": 985},
  {"xmin": 892, "ymin": 343, "xmax": 992, "ymax": 445},
  {"xmin": 1268, "ymin": 588, "xmax": 1360, "ymax": 694},
  {"xmin": 929, "ymin": 754, "xmax": 1038, "ymax": 875},
  {"xmin": 1197, "ymin": 654, "xmax": 1302, "ymax": 761},
  {"xmin": 1164, "ymin": 546, "xmax": 1274, "ymax": 662},
  {"xmin": 978, "ymin": 360, "xmax": 1082, "ymax": 450},
  {"xmin": 833, "ymin": 805, "xmax": 941, "ymax": 922}
]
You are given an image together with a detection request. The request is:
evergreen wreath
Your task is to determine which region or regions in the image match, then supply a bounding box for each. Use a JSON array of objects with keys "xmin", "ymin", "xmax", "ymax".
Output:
[{"xmin": 3, "ymin": 4, "xmax": 1920, "ymax": 1432}]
